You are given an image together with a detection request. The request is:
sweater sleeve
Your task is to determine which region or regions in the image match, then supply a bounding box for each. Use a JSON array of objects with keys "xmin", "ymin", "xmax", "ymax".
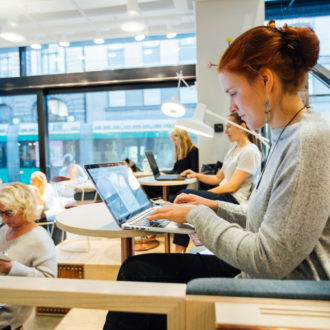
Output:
[{"xmin": 187, "ymin": 122, "xmax": 330, "ymax": 279}]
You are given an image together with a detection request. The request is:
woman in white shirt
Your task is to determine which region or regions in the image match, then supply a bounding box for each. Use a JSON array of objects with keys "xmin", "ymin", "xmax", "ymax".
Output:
[
  {"xmin": 30, "ymin": 171, "xmax": 62, "ymax": 245},
  {"xmin": 174, "ymin": 112, "xmax": 261, "ymax": 252}
]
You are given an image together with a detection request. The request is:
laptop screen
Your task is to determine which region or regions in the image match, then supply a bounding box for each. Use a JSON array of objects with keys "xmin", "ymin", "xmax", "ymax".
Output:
[
  {"xmin": 84, "ymin": 162, "xmax": 152, "ymax": 226},
  {"xmin": 145, "ymin": 151, "xmax": 160, "ymax": 177}
]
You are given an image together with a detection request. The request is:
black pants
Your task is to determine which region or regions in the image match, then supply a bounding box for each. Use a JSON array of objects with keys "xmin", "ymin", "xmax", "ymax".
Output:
[
  {"xmin": 103, "ymin": 253, "xmax": 239, "ymax": 330},
  {"xmin": 173, "ymin": 189, "xmax": 239, "ymax": 247}
]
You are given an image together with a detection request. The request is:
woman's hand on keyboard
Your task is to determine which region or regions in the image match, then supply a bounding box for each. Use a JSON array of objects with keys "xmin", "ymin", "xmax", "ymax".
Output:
[
  {"xmin": 174, "ymin": 193, "xmax": 218, "ymax": 212},
  {"xmin": 147, "ymin": 204, "xmax": 195, "ymax": 223}
]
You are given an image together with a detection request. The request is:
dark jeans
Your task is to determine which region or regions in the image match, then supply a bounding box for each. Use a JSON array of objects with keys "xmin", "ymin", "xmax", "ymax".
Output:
[
  {"xmin": 103, "ymin": 253, "xmax": 239, "ymax": 330},
  {"xmin": 173, "ymin": 189, "xmax": 239, "ymax": 247}
]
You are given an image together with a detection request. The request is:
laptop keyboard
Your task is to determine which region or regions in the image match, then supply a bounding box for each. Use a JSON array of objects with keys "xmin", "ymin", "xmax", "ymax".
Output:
[
  {"xmin": 133, "ymin": 218, "xmax": 170, "ymax": 228},
  {"xmin": 131, "ymin": 208, "xmax": 170, "ymax": 228}
]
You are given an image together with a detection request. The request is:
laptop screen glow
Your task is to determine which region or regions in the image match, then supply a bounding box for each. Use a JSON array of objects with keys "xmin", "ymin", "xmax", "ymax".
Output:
[{"xmin": 85, "ymin": 163, "xmax": 152, "ymax": 226}]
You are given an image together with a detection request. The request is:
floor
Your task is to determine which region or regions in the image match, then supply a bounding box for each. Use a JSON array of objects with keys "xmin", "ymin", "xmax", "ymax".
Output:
[{"xmin": 23, "ymin": 234, "xmax": 195, "ymax": 330}]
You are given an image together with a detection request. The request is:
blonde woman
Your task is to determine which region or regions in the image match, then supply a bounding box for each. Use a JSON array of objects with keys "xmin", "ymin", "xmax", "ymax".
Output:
[
  {"xmin": 0, "ymin": 182, "xmax": 57, "ymax": 329},
  {"xmin": 143, "ymin": 128, "xmax": 199, "ymax": 200},
  {"xmin": 30, "ymin": 171, "xmax": 62, "ymax": 245},
  {"xmin": 169, "ymin": 127, "xmax": 199, "ymax": 174}
]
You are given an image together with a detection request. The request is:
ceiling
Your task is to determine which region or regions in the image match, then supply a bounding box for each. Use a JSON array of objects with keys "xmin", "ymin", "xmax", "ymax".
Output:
[
  {"xmin": 0, "ymin": 0, "xmax": 328, "ymax": 49},
  {"xmin": 0, "ymin": 0, "xmax": 196, "ymax": 48}
]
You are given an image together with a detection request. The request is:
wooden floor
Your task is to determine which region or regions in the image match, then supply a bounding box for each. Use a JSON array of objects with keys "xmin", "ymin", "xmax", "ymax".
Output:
[{"xmin": 24, "ymin": 233, "xmax": 194, "ymax": 330}]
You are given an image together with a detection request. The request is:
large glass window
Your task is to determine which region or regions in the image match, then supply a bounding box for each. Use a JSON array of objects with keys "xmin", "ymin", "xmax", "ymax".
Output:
[
  {"xmin": 25, "ymin": 34, "xmax": 196, "ymax": 76},
  {"xmin": 0, "ymin": 47, "xmax": 19, "ymax": 78},
  {"xmin": 47, "ymin": 86, "xmax": 197, "ymax": 177},
  {"xmin": 0, "ymin": 94, "xmax": 38, "ymax": 183}
]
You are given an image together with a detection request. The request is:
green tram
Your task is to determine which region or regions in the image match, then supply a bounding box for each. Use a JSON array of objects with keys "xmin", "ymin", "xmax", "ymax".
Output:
[{"xmin": 0, "ymin": 120, "xmax": 181, "ymax": 184}]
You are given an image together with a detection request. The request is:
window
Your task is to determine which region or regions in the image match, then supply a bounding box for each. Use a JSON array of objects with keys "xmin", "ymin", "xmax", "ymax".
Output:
[
  {"xmin": 0, "ymin": 94, "xmax": 38, "ymax": 183},
  {"xmin": 24, "ymin": 34, "xmax": 196, "ymax": 76},
  {"xmin": 0, "ymin": 47, "xmax": 19, "ymax": 78},
  {"xmin": 46, "ymin": 86, "xmax": 197, "ymax": 177}
]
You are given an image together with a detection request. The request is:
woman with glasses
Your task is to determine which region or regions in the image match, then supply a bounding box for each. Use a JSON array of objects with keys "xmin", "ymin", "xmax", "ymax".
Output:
[{"xmin": 0, "ymin": 182, "xmax": 57, "ymax": 330}]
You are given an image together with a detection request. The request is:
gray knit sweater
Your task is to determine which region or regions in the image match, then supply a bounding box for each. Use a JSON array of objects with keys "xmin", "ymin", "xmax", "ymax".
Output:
[
  {"xmin": 0, "ymin": 226, "xmax": 57, "ymax": 329},
  {"xmin": 187, "ymin": 109, "xmax": 330, "ymax": 280}
]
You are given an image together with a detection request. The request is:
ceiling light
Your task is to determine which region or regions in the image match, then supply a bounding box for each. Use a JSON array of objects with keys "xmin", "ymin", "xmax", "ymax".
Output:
[
  {"xmin": 161, "ymin": 96, "xmax": 186, "ymax": 117},
  {"xmin": 135, "ymin": 34, "xmax": 146, "ymax": 41},
  {"xmin": 166, "ymin": 32, "xmax": 177, "ymax": 39},
  {"xmin": 30, "ymin": 43, "xmax": 41, "ymax": 50},
  {"xmin": 94, "ymin": 37, "xmax": 104, "ymax": 44},
  {"xmin": 127, "ymin": 0, "xmax": 139, "ymax": 16},
  {"xmin": 121, "ymin": 21, "xmax": 146, "ymax": 33},
  {"xmin": 59, "ymin": 41, "xmax": 70, "ymax": 47},
  {"xmin": 161, "ymin": 70, "xmax": 192, "ymax": 118},
  {"xmin": 0, "ymin": 32, "xmax": 25, "ymax": 43}
]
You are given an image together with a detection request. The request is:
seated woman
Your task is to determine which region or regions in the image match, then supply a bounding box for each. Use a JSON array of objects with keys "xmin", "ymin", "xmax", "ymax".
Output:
[
  {"xmin": 0, "ymin": 182, "xmax": 57, "ymax": 330},
  {"xmin": 143, "ymin": 127, "xmax": 199, "ymax": 199},
  {"xmin": 174, "ymin": 112, "xmax": 261, "ymax": 252},
  {"xmin": 30, "ymin": 171, "xmax": 63, "ymax": 245},
  {"xmin": 59, "ymin": 153, "xmax": 87, "ymax": 182},
  {"xmin": 103, "ymin": 23, "xmax": 329, "ymax": 330}
]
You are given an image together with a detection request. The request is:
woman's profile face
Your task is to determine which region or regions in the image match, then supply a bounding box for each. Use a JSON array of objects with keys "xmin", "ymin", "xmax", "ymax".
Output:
[
  {"xmin": 0, "ymin": 204, "xmax": 26, "ymax": 229},
  {"xmin": 224, "ymin": 117, "xmax": 244, "ymax": 143},
  {"xmin": 31, "ymin": 175, "xmax": 40, "ymax": 188},
  {"xmin": 219, "ymin": 70, "xmax": 266, "ymax": 130},
  {"xmin": 171, "ymin": 136, "xmax": 179, "ymax": 146}
]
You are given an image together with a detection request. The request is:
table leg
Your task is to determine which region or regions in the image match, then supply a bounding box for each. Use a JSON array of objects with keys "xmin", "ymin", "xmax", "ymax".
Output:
[
  {"xmin": 164, "ymin": 233, "xmax": 171, "ymax": 253},
  {"xmin": 162, "ymin": 186, "xmax": 170, "ymax": 201},
  {"xmin": 162, "ymin": 186, "xmax": 171, "ymax": 253},
  {"xmin": 121, "ymin": 237, "xmax": 134, "ymax": 263}
]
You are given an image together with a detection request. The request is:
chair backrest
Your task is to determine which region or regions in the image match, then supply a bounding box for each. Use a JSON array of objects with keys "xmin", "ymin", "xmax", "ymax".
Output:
[
  {"xmin": 51, "ymin": 176, "xmax": 71, "ymax": 183},
  {"xmin": 50, "ymin": 176, "xmax": 75, "ymax": 208}
]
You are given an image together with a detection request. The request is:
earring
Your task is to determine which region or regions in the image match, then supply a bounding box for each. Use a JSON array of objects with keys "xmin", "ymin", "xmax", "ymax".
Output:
[{"xmin": 264, "ymin": 99, "xmax": 271, "ymax": 123}]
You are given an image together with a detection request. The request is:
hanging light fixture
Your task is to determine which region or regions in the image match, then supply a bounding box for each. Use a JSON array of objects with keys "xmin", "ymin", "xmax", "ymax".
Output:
[
  {"xmin": 176, "ymin": 103, "xmax": 270, "ymax": 147},
  {"xmin": 175, "ymin": 103, "xmax": 213, "ymax": 137},
  {"xmin": 161, "ymin": 71, "xmax": 191, "ymax": 118}
]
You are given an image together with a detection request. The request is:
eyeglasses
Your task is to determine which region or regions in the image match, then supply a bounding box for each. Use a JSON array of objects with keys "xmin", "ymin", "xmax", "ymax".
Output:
[{"xmin": 0, "ymin": 210, "xmax": 15, "ymax": 217}]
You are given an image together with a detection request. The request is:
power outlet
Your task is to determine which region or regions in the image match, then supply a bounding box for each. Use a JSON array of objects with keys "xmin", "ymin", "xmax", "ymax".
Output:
[{"xmin": 214, "ymin": 123, "xmax": 224, "ymax": 132}]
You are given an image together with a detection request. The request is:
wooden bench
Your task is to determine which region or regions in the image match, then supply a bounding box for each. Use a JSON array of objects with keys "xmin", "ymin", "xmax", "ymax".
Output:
[{"xmin": 1, "ymin": 277, "xmax": 330, "ymax": 330}]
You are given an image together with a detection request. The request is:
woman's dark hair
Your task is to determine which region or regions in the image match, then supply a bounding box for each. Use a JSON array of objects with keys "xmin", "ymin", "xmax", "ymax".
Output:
[
  {"xmin": 229, "ymin": 112, "xmax": 261, "ymax": 151},
  {"xmin": 218, "ymin": 22, "xmax": 319, "ymax": 92}
]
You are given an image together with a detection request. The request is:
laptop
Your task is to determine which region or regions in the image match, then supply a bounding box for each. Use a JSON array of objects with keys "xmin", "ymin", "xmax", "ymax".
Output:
[
  {"xmin": 145, "ymin": 151, "xmax": 183, "ymax": 181},
  {"xmin": 84, "ymin": 161, "xmax": 195, "ymax": 234}
]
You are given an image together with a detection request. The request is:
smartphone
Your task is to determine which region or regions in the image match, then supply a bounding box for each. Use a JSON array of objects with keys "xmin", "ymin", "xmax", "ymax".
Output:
[{"xmin": 0, "ymin": 252, "xmax": 11, "ymax": 262}]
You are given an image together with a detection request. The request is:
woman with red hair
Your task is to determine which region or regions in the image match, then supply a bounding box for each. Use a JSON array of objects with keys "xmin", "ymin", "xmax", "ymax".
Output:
[{"xmin": 104, "ymin": 23, "xmax": 329, "ymax": 330}]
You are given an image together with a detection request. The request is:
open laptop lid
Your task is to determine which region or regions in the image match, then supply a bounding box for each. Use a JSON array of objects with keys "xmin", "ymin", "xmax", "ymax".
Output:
[
  {"xmin": 84, "ymin": 162, "xmax": 152, "ymax": 227},
  {"xmin": 145, "ymin": 151, "xmax": 160, "ymax": 177}
]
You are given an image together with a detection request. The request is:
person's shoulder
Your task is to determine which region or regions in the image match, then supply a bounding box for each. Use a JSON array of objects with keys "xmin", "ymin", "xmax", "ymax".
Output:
[
  {"xmin": 241, "ymin": 143, "xmax": 260, "ymax": 155},
  {"xmin": 300, "ymin": 109, "xmax": 330, "ymax": 143}
]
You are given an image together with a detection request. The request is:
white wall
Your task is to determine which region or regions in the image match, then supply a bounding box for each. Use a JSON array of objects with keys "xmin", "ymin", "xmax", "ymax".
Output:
[{"xmin": 196, "ymin": 0, "xmax": 264, "ymax": 166}]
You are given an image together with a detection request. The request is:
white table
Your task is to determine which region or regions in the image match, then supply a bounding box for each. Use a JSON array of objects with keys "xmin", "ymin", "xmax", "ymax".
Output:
[
  {"xmin": 138, "ymin": 176, "xmax": 197, "ymax": 253},
  {"xmin": 56, "ymin": 202, "xmax": 157, "ymax": 263},
  {"xmin": 138, "ymin": 176, "xmax": 196, "ymax": 201}
]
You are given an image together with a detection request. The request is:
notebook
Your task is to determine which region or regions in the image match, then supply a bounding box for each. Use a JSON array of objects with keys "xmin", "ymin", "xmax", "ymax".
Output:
[
  {"xmin": 84, "ymin": 162, "xmax": 195, "ymax": 234},
  {"xmin": 145, "ymin": 151, "xmax": 183, "ymax": 181}
]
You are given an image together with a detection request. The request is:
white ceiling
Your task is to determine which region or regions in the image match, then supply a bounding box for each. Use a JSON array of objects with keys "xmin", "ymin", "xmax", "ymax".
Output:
[{"xmin": 0, "ymin": 0, "xmax": 196, "ymax": 48}]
